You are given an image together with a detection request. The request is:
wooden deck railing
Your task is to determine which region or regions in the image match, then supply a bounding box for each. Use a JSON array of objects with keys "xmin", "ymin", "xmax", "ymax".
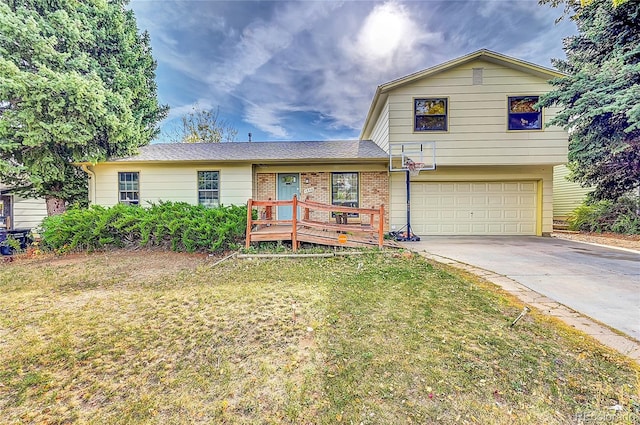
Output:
[{"xmin": 246, "ymin": 195, "xmax": 385, "ymax": 251}]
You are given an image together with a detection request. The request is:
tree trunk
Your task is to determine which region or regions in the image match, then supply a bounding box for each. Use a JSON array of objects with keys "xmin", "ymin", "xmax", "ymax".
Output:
[{"xmin": 45, "ymin": 196, "xmax": 67, "ymax": 216}]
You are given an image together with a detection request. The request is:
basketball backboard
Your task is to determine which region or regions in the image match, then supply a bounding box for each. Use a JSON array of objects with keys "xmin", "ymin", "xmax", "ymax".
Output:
[{"xmin": 389, "ymin": 142, "xmax": 436, "ymax": 172}]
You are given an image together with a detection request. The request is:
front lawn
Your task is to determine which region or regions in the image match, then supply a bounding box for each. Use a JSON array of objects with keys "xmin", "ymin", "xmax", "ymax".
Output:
[{"xmin": 0, "ymin": 250, "xmax": 637, "ymax": 424}]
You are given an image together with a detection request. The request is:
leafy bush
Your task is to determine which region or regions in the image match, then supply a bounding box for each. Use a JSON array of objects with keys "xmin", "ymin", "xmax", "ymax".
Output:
[
  {"xmin": 41, "ymin": 201, "xmax": 248, "ymax": 253},
  {"xmin": 568, "ymin": 196, "xmax": 640, "ymax": 234}
]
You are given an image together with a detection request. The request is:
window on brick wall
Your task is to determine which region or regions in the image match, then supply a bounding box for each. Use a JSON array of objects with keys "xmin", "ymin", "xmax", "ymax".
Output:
[{"xmin": 332, "ymin": 172, "xmax": 358, "ymax": 216}]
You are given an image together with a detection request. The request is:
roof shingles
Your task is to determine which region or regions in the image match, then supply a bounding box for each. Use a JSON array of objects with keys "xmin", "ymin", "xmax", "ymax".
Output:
[{"xmin": 108, "ymin": 140, "xmax": 388, "ymax": 163}]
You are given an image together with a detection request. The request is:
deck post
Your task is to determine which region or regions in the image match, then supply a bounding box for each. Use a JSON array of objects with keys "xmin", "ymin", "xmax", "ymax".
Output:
[
  {"xmin": 265, "ymin": 197, "xmax": 273, "ymax": 221},
  {"xmin": 378, "ymin": 204, "xmax": 385, "ymax": 248},
  {"xmin": 304, "ymin": 196, "xmax": 310, "ymax": 221},
  {"xmin": 246, "ymin": 199, "xmax": 253, "ymax": 249},
  {"xmin": 369, "ymin": 206, "xmax": 375, "ymax": 229},
  {"xmin": 292, "ymin": 195, "xmax": 298, "ymax": 251}
]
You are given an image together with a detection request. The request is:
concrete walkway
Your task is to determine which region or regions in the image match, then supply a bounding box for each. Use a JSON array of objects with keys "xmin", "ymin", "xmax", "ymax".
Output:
[{"xmin": 401, "ymin": 237, "xmax": 640, "ymax": 363}]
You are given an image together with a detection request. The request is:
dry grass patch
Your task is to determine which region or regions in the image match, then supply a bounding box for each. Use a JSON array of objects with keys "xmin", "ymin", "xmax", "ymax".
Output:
[{"xmin": 0, "ymin": 250, "xmax": 638, "ymax": 424}]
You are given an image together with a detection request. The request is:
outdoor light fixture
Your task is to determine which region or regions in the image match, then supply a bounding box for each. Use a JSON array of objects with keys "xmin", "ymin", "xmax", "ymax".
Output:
[{"xmin": 304, "ymin": 178, "xmax": 310, "ymax": 184}]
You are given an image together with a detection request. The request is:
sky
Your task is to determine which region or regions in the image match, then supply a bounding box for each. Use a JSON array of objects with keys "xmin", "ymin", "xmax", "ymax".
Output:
[{"xmin": 129, "ymin": 0, "xmax": 578, "ymax": 143}]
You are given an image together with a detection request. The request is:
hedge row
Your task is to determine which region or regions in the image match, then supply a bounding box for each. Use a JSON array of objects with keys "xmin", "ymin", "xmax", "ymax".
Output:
[
  {"xmin": 568, "ymin": 196, "xmax": 640, "ymax": 234},
  {"xmin": 40, "ymin": 202, "xmax": 248, "ymax": 253}
]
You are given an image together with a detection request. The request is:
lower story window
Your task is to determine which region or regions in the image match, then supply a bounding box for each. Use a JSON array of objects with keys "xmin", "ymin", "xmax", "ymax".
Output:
[
  {"xmin": 332, "ymin": 172, "xmax": 358, "ymax": 216},
  {"xmin": 198, "ymin": 171, "xmax": 219, "ymax": 207},
  {"xmin": 118, "ymin": 172, "xmax": 139, "ymax": 205}
]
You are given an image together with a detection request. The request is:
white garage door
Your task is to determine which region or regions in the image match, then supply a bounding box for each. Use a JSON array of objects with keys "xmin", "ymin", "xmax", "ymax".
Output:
[{"xmin": 411, "ymin": 181, "xmax": 537, "ymax": 235}]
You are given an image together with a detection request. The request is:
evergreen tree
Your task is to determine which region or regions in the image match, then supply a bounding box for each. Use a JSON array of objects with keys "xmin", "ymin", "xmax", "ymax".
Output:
[
  {"xmin": 539, "ymin": 0, "xmax": 639, "ymax": 201},
  {"xmin": 0, "ymin": 0, "xmax": 168, "ymax": 214}
]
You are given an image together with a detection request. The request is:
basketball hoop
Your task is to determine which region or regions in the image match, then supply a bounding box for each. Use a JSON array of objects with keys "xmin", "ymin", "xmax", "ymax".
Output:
[{"xmin": 405, "ymin": 160, "xmax": 424, "ymax": 177}]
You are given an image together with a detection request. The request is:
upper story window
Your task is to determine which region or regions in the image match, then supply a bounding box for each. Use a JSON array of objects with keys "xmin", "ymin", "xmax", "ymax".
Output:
[
  {"xmin": 332, "ymin": 172, "xmax": 359, "ymax": 216},
  {"xmin": 118, "ymin": 172, "xmax": 139, "ymax": 205},
  {"xmin": 508, "ymin": 96, "xmax": 542, "ymax": 130},
  {"xmin": 414, "ymin": 98, "xmax": 448, "ymax": 132},
  {"xmin": 198, "ymin": 171, "xmax": 219, "ymax": 208}
]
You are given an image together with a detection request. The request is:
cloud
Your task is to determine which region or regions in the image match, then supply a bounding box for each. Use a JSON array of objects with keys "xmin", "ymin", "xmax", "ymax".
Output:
[
  {"xmin": 130, "ymin": 0, "xmax": 577, "ymax": 141},
  {"xmin": 224, "ymin": 1, "xmax": 447, "ymax": 137},
  {"xmin": 207, "ymin": 2, "xmax": 340, "ymax": 91},
  {"xmin": 166, "ymin": 99, "xmax": 219, "ymax": 120},
  {"xmin": 244, "ymin": 102, "xmax": 291, "ymax": 139},
  {"xmin": 343, "ymin": 1, "xmax": 442, "ymax": 72}
]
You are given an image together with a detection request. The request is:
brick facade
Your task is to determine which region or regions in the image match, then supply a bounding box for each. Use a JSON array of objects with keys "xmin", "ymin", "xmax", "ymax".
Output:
[
  {"xmin": 360, "ymin": 171, "xmax": 390, "ymax": 228},
  {"xmin": 256, "ymin": 171, "xmax": 389, "ymax": 230},
  {"xmin": 256, "ymin": 173, "xmax": 276, "ymax": 201}
]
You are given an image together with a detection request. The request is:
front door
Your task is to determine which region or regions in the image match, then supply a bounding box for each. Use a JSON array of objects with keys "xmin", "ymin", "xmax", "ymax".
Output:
[{"xmin": 277, "ymin": 173, "xmax": 300, "ymax": 220}]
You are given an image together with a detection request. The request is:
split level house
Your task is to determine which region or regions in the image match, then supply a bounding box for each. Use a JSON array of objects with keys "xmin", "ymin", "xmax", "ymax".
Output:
[{"xmin": 79, "ymin": 49, "xmax": 570, "ymax": 237}]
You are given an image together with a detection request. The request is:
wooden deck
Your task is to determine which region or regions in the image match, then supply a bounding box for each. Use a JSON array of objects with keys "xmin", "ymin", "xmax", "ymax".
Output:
[
  {"xmin": 246, "ymin": 196, "xmax": 400, "ymax": 251},
  {"xmin": 249, "ymin": 225, "xmax": 401, "ymax": 249}
]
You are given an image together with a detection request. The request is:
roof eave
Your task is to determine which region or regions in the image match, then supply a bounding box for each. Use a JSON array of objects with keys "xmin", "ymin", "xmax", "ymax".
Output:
[
  {"xmin": 380, "ymin": 49, "xmax": 565, "ymax": 93},
  {"xmin": 359, "ymin": 86, "xmax": 384, "ymax": 140},
  {"xmin": 81, "ymin": 157, "xmax": 389, "ymax": 165}
]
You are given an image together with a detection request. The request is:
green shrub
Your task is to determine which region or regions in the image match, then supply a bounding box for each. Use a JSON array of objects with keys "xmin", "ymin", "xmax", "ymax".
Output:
[
  {"xmin": 568, "ymin": 196, "xmax": 640, "ymax": 234},
  {"xmin": 41, "ymin": 201, "xmax": 248, "ymax": 253}
]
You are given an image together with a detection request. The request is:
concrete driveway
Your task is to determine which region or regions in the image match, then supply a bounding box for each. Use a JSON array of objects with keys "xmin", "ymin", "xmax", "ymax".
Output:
[{"xmin": 401, "ymin": 236, "xmax": 640, "ymax": 342}]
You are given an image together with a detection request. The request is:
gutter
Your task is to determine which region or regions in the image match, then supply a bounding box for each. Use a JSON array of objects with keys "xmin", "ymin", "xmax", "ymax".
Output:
[{"xmin": 79, "ymin": 164, "xmax": 96, "ymax": 205}]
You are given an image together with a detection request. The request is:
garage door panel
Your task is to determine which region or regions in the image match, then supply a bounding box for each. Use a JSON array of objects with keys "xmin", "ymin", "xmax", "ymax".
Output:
[
  {"xmin": 520, "ymin": 182, "xmax": 536, "ymax": 191},
  {"xmin": 456, "ymin": 224, "xmax": 471, "ymax": 233},
  {"xmin": 521, "ymin": 210, "xmax": 535, "ymax": 219},
  {"xmin": 471, "ymin": 224, "xmax": 486, "ymax": 233},
  {"xmin": 504, "ymin": 210, "xmax": 518, "ymax": 219},
  {"xmin": 441, "ymin": 196, "xmax": 455, "ymax": 207},
  {"xmin": 521, "ymin": 224, "xmax": 536, "ymax": 233},
  {"xmin": 411, "ymin": 181, "xmax": 537, "ymax": 235},
  {"xmin": 487, "ymin": 223, "xmax": 503, "ymax": 233},
  {"xmin": 503, "ymin": 195, "xmax": 519, "ymax": 205},
  {"xmin": 504, "ymin": 182, "xmax": 519, "ymax": 191},
  {"xmin": 521, "ymin": 196, "xmax": 536, "ymax": 206},
  {"xmin": 503, "ymin": 223, "xmax": 520, "ymax": 233},
  {"xmin": 488, "ymin": 195, "xmax": 503, "ymax": 205},
  {"xmin": 471, "ymin": 196, "xmax": 487, "ymax": 206},
  {"xmin": 472, "ymin": 183, "xmax": 487, "ymax": 192},
  {"xmin": 457, "ymin": 197, "xmax": 471, "ymax": 206},
  {"xmin": 441, "ymin": 224, "xmax": 455, "ymax": 233}
]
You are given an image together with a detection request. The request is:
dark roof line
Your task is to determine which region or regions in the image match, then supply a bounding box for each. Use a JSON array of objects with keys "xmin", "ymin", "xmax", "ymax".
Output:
[{"xmin": 103, "ymin": 140, "xmax": 388, "ymax": 163}]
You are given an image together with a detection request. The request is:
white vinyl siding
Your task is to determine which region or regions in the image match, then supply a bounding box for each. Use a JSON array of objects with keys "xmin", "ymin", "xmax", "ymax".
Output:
[
  {"xmin": 92, "ymin": 163, "xmax": 252, "ymax": 207},
  {"xmin": 371, "ymin": 99, "xmax": 390, "ymax": 152},
  {"xmin": 386, "ymin": 59, "xmax": 567, "ymax": 166},
  {"xmin": 553, "ymin": 164, "xmax": 591, "ymax": 219},
  {"xmin": 12, "ymin": 196, "xmax": 47, "ymax": 229},
  {"xmin": 411, "ymin": 181, "xmax": 537, "ymax": 235}
]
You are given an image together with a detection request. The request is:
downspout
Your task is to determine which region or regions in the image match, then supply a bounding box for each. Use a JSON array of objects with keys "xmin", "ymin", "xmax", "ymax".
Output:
[{"xmin": 80, "ymin": 164, "xmax": 96, "ymax": 205}]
